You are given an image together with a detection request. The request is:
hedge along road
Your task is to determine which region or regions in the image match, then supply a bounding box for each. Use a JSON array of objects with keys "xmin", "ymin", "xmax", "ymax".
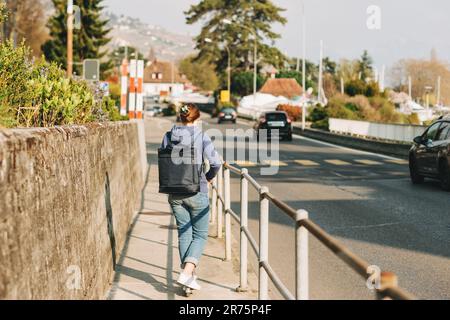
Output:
[{"xmin": 201, "ymin": 115, "xmax": 450, "ymax": 300}]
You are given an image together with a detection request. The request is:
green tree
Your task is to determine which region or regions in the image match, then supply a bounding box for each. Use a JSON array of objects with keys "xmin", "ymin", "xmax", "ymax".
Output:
[
  {"xmin": 42, "ymin": 0, "xmax": 113, "ymax": 78},
  {"xmin": 231, "ymin": 71, "xmax": 266, "ymax": 96},
  {"xmin": 178, "ymin": 55, "xmax": 219, "ymax": 92},
  {"xmin": 185, "ymin": 0, "xmax": 287, "ymax": 76},
  {"xmin": 323, "ymin": 57, "xmax": 337, "ymax": 75},
  {"xmin": 358, "ymin": 50, "xmax": 373, "ymax": 81}
]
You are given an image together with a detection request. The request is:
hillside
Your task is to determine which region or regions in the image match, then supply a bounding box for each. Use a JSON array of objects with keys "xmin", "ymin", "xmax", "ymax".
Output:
[{"xmin": 105, "ymin": 12, "xmax": 195, "ymax": 62}]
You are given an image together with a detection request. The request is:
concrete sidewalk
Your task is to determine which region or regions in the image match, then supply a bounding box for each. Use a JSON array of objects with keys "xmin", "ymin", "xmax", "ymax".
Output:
[{"xmin": 107, "ymin": 118, "xmax": 257, "ymax": 300}]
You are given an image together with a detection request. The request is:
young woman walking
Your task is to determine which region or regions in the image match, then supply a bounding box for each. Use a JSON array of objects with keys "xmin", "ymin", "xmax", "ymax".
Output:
[{"xmin": 159, "ymin": 104, "xmax": 222, "ymax": 291}]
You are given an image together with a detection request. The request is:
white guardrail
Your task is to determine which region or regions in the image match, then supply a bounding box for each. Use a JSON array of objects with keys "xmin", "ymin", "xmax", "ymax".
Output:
[
  {"xmin": 328, "ymin": 118, "xmax": 427, "ymax": 143},
  {"xmin": 210, "ymin": 164, "xmax": 417, "ymax": 300}
]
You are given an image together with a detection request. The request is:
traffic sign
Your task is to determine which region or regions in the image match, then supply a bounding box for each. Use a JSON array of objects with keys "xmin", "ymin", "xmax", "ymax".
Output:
[
  {"xmin": 83, "ymin": 59, "xmax": 100, "ymax": 81},
  {"xmin": 221, "ymin": 90, "xmax": 230, "ymax": 103}
]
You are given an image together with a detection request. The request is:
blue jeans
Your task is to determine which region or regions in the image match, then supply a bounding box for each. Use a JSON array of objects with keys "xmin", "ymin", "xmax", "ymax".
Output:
[{"xmin": 168, "ymin": 192, "xmax": 210, "ymax": 268}]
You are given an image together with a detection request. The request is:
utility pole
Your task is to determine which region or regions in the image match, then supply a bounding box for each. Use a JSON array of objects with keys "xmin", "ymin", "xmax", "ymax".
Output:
[
  {"xmin": 408, "ymin": 76, "xmax": 412, "ymax": 99},
  {"xmin": 253, "ymin": 35, "xmax": 257, "ymax": 104},
  {"xmin": 380, "ymin": 65, "xmax": 386, "ymax": 92},
  {"xmin": 67, "ymin": 0, "xmax": 74, "ymax": 78},
  {"xmin": 317, "ymin": 40, "xmax": 323, "ymax": 103},
  {"xmin": 226, "ymin": 45, "xmax": 231, "ymax": 94},
  {"xmin": 222, "ymin": 19, "xmax": 257, "ymax": 105},
  {"xmin": 437, "ymin": 76, "xmax": 441, "ymax": 106},
  {"xmin": 341, "ymin": 77, "xmax": 344, "ymax": 95},
  {"xmin": 301, "ymin": 0, "xmax": 307, "ymax": 131}
]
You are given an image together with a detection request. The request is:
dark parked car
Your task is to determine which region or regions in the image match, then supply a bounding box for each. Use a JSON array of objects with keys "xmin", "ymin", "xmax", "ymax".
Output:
[
  {"xmin": 409, "ymin": 116, "xmax": 450, "ymax": 191},
  {"xmin": 218, "ymin": 108, "xmax": 237, "ymax": 124},
  {"xmin": 254, "ymin": 111, "xmax": 293, "ymax": 141}
]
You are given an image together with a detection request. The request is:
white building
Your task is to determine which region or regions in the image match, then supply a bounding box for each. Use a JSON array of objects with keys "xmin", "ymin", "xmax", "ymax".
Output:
[{"xmin": 143, "ymin": 59, "xmax": 188, "ymax": 98}]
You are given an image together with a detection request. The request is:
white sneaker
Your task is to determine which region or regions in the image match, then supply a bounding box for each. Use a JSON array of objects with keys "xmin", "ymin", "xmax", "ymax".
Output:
[{"xmin": 177, "ymin": 273, "xmax": 202, "ymax": 290}]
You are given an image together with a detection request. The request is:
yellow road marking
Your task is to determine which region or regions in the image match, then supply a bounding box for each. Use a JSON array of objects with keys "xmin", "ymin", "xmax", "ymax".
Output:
[
  {"xmin": 263, "ymin": 160, "xmax": 288, "ymax": 167},
  {"xmin": 325, "ymin": 159, "xmax": 351, "ymax": 166},
  {"xmin": 294, "ymin": 160, "xmax": 320, "ymax": 166},
  {"xmin": 355, "ymin": 159, "xmax": 383, "ymax": 165},
  {"xmin": 385, "ymin": 159, "xmax": 409, "ymax": 165}
]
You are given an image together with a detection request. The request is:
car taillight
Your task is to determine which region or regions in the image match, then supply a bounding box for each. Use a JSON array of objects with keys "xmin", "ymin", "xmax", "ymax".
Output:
[
  {"xmin": 260, "ymin": 118, "xmax": 267, "ymax": 123},
  {"xmin": 232, "ymin": 112, "xmax": 237, "ymax": 117},
  {"xmin": 219, "ymin": 112, "xmax": 225, "ymax": 117},
  {"xmin": 287, "ymin": 118, "xmax": 292, "ymax": 124}
]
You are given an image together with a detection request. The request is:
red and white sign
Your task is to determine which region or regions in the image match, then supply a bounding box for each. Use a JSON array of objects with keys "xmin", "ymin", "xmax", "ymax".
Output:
[
  {"xmin": 128, "ymin": 59, "xmax": 137, "ymax": 119},
  {"xmin": 120, "ymin": 58, "xmax": 128, "ymax": 116}
]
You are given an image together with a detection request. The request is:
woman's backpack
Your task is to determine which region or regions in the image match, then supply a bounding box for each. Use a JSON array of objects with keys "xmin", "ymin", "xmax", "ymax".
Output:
[{"xmin": 158, "ymin": 132, "xmax": 202, "ymax": 194}]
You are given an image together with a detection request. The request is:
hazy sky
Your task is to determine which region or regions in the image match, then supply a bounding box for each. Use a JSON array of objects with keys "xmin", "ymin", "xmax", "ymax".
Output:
[{"xmin": 103, "ymin": 0, "xmax": 450, "ymax": 68}]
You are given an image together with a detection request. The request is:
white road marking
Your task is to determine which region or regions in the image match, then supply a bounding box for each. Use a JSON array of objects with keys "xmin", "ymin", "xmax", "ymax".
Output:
[
  {"xmin": 263, "ymin": 160, "xmax": 288, "ymax": 167},
  {"xmin": 234, "ymin": 160, "xmax": 257, "ymax": 167},
  {"xmin": 327, "ymin": 222, "xmax": 402, "ymax": 231},
  {"xmin": 325, "ymin": 159, "xmax": 352, "ymax": 166},
  {"xmin": 385, "ymin": 159, "xmax": 409, "ymax": 165},
  {"xmin": 355, "ymin": 159, "xmax": 383, "ymax": 165},
  {"xmin": 294, "ymin": 160, "xmax": 320, "ymax": 166},
  {"xmin": 292, "ymin": 134, "xmax": 406, "ymax": 161}
]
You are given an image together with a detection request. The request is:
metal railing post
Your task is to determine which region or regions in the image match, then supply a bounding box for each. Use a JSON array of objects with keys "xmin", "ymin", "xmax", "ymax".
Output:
[
  {"xmin": 376, "ymin": 272, "xmax": 398, "ymax": 300},
  {"xmin": 296, "ymin": 210, "xmax": 309, "ymax": 300},
  {"xmin": 237, "ymin": 169, "xmax": 249, "ymax": 292},
  {"xmin": 217, "ymin": 165, "xmax": 224, "ymax": 239},
  {"xmin": 224, "ymin": 166, "xmax": 231, "ymax": 261},
  {"xmin": 259, "ymin": 186, "xmax": 269, "ymax": 300},
  {"xmin": 211, "ymin": 178, "xmax": 217, "ymax": 225}
]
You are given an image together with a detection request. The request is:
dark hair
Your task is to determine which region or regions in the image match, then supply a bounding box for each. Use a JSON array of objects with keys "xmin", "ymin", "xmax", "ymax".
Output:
[{"xmin": 180, "ymin": 104, "xmax": 200, "ymax": 124}]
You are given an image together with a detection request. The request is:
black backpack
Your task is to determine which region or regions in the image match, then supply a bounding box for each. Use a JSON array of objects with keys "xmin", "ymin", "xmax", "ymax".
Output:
[{"xmin": 158, "ymin": 132, "xmax": 203, "ymax": 194}]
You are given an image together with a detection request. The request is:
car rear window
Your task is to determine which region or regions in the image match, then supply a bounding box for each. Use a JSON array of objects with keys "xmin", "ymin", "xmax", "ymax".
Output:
[
  {"xmin": 265, "ymin": 113, "xmax": 287, "ymax": 121},
  {"xmin": 222, "ymin": 108, "xmax": 235, "ymax": 113}
]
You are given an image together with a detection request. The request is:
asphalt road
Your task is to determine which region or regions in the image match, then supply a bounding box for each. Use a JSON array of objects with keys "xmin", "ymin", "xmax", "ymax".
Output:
[{"xmin": 201, "ymin": 116, "xmax": 450, "ymax": 300}]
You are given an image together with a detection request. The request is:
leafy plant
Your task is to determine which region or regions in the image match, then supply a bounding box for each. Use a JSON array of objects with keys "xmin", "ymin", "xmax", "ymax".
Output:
[{"xmin": 0, "ymin": 41, "xmax": 121, "ymax": 128}]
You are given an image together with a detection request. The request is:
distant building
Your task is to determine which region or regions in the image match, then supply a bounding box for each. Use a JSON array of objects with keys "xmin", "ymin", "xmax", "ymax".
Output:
[
  {"xmin": 260, "ymin": 64, "xmax": 279, "ymax": 79},
  {"xmin": 259, "ymin": 78, "xmax": 303, "ymax": 99},
  {"xmin": 143, "ymin": 58, "xmax": 188, "ymax": 97}
]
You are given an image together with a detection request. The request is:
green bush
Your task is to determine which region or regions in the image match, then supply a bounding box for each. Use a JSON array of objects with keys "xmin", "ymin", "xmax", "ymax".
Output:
[
  {"xmin": 0, "ymin": 41, "xmax": 122, "ymax": 128},
  {"xmin": 311, "ymin": 118, "xmax": 329, "ymax": 130},
  {"xmin": 308, "ymin": 105, "xmax": 329, "ymax": 130},
  {"xmin": 345, "ymin": 79, "xmax": 380, "ymax": 97},
  {"xmin": 327, "ymin": 96, "xmax": 358, "ymax": 120}
]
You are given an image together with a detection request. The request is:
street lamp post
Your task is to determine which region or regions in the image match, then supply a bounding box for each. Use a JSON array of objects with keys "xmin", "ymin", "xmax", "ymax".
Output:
[
  {"xmin": 223, "ymin": 19, "xmax": 257, "ymax": 104},
  {"xmin": 205, "ymin": 38, "xmax": 231, "ymax": 95},
  {"xmin": 301, "ymin": 0, "xmax": 307, "ymax": 131},
  {"xmin": 425, "ymin": 86, "xmax": 433, "ymax": 117},
  {"xmin": 67, "ymin": 0, "xmax": 74, "ymax": 77}
]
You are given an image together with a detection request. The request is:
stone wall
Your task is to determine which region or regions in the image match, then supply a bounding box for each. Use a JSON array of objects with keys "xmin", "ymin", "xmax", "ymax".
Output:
[{"xmin": 0, "ymin": 122, "xmax": 144, "ymax": 299}]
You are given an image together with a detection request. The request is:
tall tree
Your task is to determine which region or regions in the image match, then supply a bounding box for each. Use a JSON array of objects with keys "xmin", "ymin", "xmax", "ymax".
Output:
[
  {"xmin": 42, "ymin": 0, "xmax": 113, "ymax": 78},
  {"xmin": 179, "ymin": 55, "xmax": 219, "ymax": 92},
  {"xmin": 358, "ymin": 50, "xmax": 374, "ymax": 81},
  {"xmin": 185, "ymin": 0, "xmax": 287, "ymax": 79},
  {"xmin": 1, "ymin": 0, "xmax": 48, "ymax": 56},
  {"xmin": 390, "ymin": 58, "xmax": 450, "ymax": 105}
]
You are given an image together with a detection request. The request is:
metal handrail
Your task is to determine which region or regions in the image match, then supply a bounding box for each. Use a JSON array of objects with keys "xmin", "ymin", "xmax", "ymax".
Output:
[
  {"xmin": 209, "ymin": 162, "xmax": 417, "ymax": 300},
  {"xmin": 260, "ymin": 261, "xmax": 295, "ymax": 300}
]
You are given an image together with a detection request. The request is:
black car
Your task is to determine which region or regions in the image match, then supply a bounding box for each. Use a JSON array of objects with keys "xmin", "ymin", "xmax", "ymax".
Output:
[
  {"xmin": 218, "ymin": 108, "xmax": 237, "ymax": 124},
  {"xmin": 409, "ymin": 117, "xmax": 450, "ymax": 190},
  {"xmin": 254, "ymin": 111, "xmax": 293, "ymax": 141}
]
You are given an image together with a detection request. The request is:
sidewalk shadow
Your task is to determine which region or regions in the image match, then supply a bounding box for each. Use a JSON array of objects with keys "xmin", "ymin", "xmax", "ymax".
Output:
[
  {"xmin": 105, "ymin": 172, "xmax": 116, "ymax": 270},
  {"xmin": 107, "ymin": 148, "xmax": 184, "ymax": 299}
]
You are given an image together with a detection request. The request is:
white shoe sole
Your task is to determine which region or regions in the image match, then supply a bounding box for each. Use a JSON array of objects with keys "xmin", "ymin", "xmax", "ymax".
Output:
[{"xmin": 177, "ymin": 276, "xmax": 201, "ymax": 291}]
